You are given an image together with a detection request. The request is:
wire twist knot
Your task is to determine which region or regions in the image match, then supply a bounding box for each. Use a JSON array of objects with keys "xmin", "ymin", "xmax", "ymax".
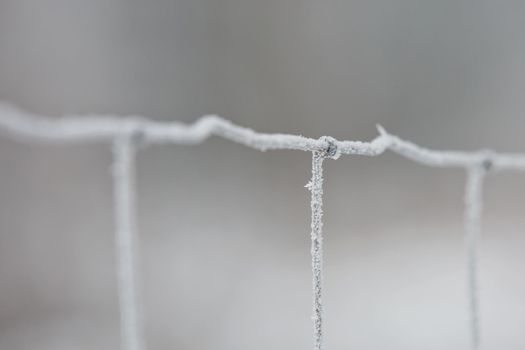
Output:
[
  {"xmin": 476, "ymin": 150, "xmax": 495, "ymax": 172},
  {"xmin": 319, "ymin": 136, "xmax": 341, "ymax": 160}
]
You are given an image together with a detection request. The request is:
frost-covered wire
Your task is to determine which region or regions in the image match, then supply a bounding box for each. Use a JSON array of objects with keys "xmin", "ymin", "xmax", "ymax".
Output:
[
  {"xmin": 3, "ymin": 103, "xmax": 525, "ymax": 350},
  {"xmin": 1, "ymin": 104, "xmax": 525, "ymax": 171},
  {"xmin": 1, "ymin": 103, "xmax": 525, "ymax": 171},
  {"xmin": 306, "ymin": 150, "xmax": 326, "ymax": 350},
  {"xmin": 464, "ymin": 165, "xmax": 487, "ymax": 350},
  {"xmin": 112, "ymin": 134, "xmax": 144, "ymax": 350}
]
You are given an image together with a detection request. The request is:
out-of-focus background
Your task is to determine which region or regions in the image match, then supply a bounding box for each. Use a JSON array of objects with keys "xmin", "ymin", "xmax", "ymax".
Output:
[{"xmin": 1, "ymin": 1, "xmax": 525, "ymax": 349}]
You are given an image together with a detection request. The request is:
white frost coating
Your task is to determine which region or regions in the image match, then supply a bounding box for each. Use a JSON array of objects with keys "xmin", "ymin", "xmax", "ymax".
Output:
[
  {"xmin": 464, "ymin": 166, "xmax": 486, "ymax": 350},
  {"xmin": 376, "ymin": 125, "xmax": 525, "ymax": 171},
  {"xmin": 3, "ymin": 103, "xmax": 525, "ymax": 171},
  {"xmin": 306, "ymin": 150, "xmax": 327, "ymax": 350},
  {"xmin": 112, "ymin": 135, "xmax": 144, "ymax": 350},
  {"xmin": 3, "ymin": 103, "xmax": 525, "ymax": 350}
]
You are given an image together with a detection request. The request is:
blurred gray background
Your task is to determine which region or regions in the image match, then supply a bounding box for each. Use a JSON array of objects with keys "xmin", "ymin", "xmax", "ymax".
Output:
[{"xmin": 1, "ymin": 1, "xmax": 525, "ymax": 349}]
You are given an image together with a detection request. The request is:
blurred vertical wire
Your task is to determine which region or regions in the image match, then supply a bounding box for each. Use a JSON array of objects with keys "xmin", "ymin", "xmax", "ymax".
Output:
[
  {"xmin": 464, "ymin": 165, "xmax": 487, "ymax": 350},
  {"xmin": 112, "ymin": 134, "xmax": 145, "ymax": 350}
]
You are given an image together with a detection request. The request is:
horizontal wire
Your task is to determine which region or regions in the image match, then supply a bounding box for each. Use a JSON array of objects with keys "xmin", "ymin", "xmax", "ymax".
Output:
[{"xmin": 1, "ymin": 103, "xmax": 525, "ymax": 171}]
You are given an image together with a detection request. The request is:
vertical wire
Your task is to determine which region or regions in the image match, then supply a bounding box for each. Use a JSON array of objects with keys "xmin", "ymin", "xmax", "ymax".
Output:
[
  {"xmin": 308, "ymin": 150, "xmax": 326, "ymax": 350},
  {"xmin": 112, "ymin": 134, "xmax": 145, "ymax": 350},
  {"xmin": 464, "ymin": 165, "xmax": 486, "ymax": 350}
]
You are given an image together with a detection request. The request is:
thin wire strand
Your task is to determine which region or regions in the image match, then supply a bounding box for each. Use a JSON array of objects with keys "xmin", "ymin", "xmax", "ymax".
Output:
[
  {"xmin": 307, "ymin": 150, "xmax": 327, "ymax": 350},
  {"xmin": 2, "ymin": 103, "xmax": 525, "ymax": 171},
  {"xmin": 112, "ymin": 134, "xmax": 144, "ymax": 350},
  {"xmin": 464, "ymin": 165, "xmax": 486, "ymax": 350}
]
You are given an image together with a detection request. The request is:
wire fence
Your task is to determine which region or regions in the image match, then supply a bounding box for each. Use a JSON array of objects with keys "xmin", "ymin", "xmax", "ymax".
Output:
[{"xmin": 1, "ymin": 103, "xmax": 524, "ymax": 350}]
